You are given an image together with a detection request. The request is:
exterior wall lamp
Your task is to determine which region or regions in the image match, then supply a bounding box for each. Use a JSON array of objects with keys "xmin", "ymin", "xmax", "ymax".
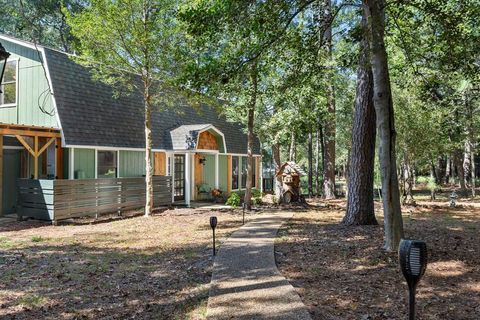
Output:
[
  {"xmin": 0, "ymin": 42, "xmax": 11, "ymax": 94},
  {"xmin": 199, "ymin": 156, "xmax": 206, "ymax": 166}
]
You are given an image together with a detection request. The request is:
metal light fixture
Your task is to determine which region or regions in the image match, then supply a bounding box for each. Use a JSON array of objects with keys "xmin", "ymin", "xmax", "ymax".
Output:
[
  {"xmin": 199, "ymin": 157, "xmax": 206, "ymax": 166},
  {"xmin": 399, "ymin": 239, "xmax": 428, "ymax": 320},
  {"xmin": 0, "ymin": 42, "xmax": 11, "ymax": 94},
  {"xmin": 210, "ymin": 216, "xmax": 218, "ymax": 256}
]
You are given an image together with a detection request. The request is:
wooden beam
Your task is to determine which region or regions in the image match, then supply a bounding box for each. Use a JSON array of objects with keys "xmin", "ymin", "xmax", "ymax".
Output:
[
  {"xmin": 0, "ymin": 128, "xmax": 61, "ymax": 138},
  {"xmin": 0, "ymin": 134, "xmax": 3, "ymax": 217},
  {"xmin": 15, "ymin": 135, "xmax": 35, "ymax": 156},
  {"xmin": 56, "ymin": 138, "xmax": 63, "ymax": 179},
  {"xmin": 37, "ymin": 137, "xmax": 56, "ymax": 157},
  {"xmin": 34, "ymin": 136, "xmax": 39, "ymax": 179}
]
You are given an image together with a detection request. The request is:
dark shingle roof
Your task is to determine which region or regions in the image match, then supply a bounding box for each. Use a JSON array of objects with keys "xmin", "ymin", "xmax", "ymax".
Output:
[{"xmin": 44, "ymin": 48, "xmax": 260, "ymax": 154}]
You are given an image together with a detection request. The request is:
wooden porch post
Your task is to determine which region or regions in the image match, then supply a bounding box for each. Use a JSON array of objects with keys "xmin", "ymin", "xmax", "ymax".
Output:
[
  {"xmin": 55, "ymin": 138, "xmax": 63, "ymax": 179},
  {"xmin": 185, "ymin": 152, "xmax": 191, "ymax": 207},
  {"xmin": 0, "ymin": 134, "xmax": 3, "ymax": 217},
  {"xmin": 34, "ymin": 136, "xmax": 39, "ymax": 179},
  {"xmin": 215, "ymin": 153, "xmax": 219, "ymax": 189}
]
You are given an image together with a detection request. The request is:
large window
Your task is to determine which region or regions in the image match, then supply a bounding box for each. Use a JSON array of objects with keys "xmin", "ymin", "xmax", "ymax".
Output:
[
  {"xmin": 241, "ymin": 156, "xmax": 247, "ymax": 188},
  {"xmin": 97, "ymin": 150, "xmax": 117, "ymax": 178},
  {"xmin": 0, "ymin": 60, "xmax": 17, "ymax": 106},
  {"xmin": 232, "ymin": 156, "xmax": 239, "ymax": 190}
]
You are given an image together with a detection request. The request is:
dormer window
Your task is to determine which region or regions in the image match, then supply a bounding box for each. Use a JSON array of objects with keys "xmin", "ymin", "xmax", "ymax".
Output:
[{"xmin": 0, "ymin": 60, "xmax": 17, "ymax": 106}]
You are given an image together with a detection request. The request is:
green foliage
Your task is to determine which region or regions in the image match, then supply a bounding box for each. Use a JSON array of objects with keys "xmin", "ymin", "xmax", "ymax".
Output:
[
  {"xmin": 252, "ymin": 188, "xmax": 263, "ymax": 206},
  {"xmin": 226, "ymin": 192, "xmax": 241, "ymax": 208}
]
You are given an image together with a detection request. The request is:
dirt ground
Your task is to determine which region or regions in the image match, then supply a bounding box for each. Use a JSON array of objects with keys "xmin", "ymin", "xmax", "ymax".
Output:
[
  {"xmin": 0, "ymin": 207, "xmax": 252, "ymax": 320},
  {"xmin": 275, "ymin": 199, "xmax": 480, "ymax": 320}
]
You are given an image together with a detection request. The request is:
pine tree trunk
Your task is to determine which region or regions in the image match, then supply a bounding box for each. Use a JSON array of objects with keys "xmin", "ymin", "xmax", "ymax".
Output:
[
  {"xmin": 315, "ymin": 128, "xmax": 321, "ymax": 196},
  {"xmin": 343, "ymin": 17, "xmax": 377, "ymax": 226},
  {"xmin": 273, "ymin": 143, "xmax": 283, "ymax": 203},
  {"xmin": 322, "ymin": 0, "xmax": 336, "ymax": 199},
  {"xmin": 454, "ymin": 149, "xmax": 466, "ymax": 193},
  {"xmin": 289, "ymin": 131, "xmax": 296, "ymax": 162},
  {"xmin": 244, "ymin": 62, "xmax": 257, "ymax": 211},
  {"xmin": 446, "ymin": 155, "xmax": 451, "ymax": 184},
  {"xmin": 308, "ymin": 130, "xmax": 313, "ymax": 197},
  {"xmin": 364, "ymin": 0, "xmax": 404, "ymax": 251},
  {"xmin": 144, "ymin": 84, "xmax": 153, "ymax": 216}
]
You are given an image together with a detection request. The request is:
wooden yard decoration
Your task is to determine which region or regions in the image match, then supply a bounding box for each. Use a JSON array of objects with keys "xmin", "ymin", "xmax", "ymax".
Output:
[{"xmin": 276, "ymin": 161, "xmax": 306, "ymax": 203}]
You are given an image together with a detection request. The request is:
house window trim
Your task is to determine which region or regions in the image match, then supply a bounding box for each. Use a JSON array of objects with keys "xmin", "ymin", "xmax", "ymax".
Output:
[
  {"xmin": 96, "ymin": 149, "xmax": 119, "ymax": 179},
  {"xmin": 231, "ymin": 155, "xmax": 257, "ymax": 191},
  {"xmin": 0, "ymin": 58, "xmax": 19, "ymax": 108}
]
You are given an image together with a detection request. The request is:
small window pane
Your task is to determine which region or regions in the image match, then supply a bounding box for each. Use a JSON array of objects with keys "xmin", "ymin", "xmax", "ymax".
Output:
[
  {"xmin": 98, "ymin": 151, "xmax": 117, "ymax": 178},
  {"xmin": 241, "ymin": 157, "xmax": 247, "ymax": 188},
  {"xmin": 3, "ymin": 61, "xmax": 16, "ymax": 82},
  {"xmin": 232, "ymin": 156, "xmax": 239, "ymax": 190},
  {"xmin": 1, "ymin": 60, "xmax": 17, "ymax": 105}
]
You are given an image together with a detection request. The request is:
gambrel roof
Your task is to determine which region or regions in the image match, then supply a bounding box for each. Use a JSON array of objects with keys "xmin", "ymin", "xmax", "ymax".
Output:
[{"xmin": 41, "ymin": 47, "xmax": 260, "ymax": 154}]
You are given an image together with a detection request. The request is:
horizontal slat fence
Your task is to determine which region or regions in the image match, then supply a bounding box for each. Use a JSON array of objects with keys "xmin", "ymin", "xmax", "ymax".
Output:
[{"xmin": 17, "ymin": 176, "xmax": 172, "ymax": 222}]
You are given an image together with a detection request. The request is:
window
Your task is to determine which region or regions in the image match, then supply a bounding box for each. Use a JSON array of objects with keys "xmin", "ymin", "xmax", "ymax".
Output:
[
  {"xmin": 167, "ymin": 155, "xmax": 172, "ymax": 176},
  {"xmin": 0, "ymin": 60, "xmax": 17, "ymax": 106},
  {"xmin": 232, "ymin": 156, "xmax": 239, "ymax": 190},
  {"xmin": 97, "ymin": 150, "xmax": 117, "ymax": 178},
  {"xmin": 241, "ymin": 156, "xmax": 247, "ymax": 188}
]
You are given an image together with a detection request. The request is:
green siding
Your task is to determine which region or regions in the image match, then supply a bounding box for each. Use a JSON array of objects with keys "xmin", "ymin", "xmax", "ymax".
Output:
[
  {"xmin": 119, "ymin": 151, "xmax": 146, "ymax": 177},
  {"xmin": 0, "ymin": 39, "xmax": 58, "ymax": 127},
  {"xmin": 74, "ymin": 148, "xmax": 95, "ymax": 179},
  {"xmin": 201, "ymin": 154, "xmax": 216, "ymax": 190},
  {"xmin": 2, "ymin": 150, "xmax": 21, "ymax": 215},
  {"xmin": 219, "ymin": 155, "xmax": 228, "ymax": 192}
]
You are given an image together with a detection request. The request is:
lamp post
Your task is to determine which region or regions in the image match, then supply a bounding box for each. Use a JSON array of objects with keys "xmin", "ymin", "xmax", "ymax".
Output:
[
  {"xmin": 0, "ymin": 42, "xmax": 11, "ymax": 93},
  {"xmin": 210, "ymin": 216, "xmax": 218, "ymax": 256}
]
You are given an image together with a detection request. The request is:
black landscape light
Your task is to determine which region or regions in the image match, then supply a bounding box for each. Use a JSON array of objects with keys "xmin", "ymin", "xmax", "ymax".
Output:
[
  {"xmin": 399, "ymin": 239, "xmax": 428, "ymax": 320},
  {"xmin": 0, "ymin": 42, "xmax": 11, "ymax": 94},
  {"xmin": 210, "ymin": 216, "xmax": 218, "ymax": 256}
]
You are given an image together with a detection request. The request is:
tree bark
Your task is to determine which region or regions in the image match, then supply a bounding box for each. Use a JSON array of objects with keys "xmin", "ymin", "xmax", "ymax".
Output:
[
  {"xmin": 343, "ymin": 17, "xmax": 377, "ymax": 226},
  {"xmin": 273, "ymin": 143, "xmax": 283, "ymax": 203},
  {"xmin": 322, "ymin": 0, "xmax": 336, "ymax": 199},
  {"xmin": 446, "ymin": 155, "xmax": 451, "ymax": 184},
  {"xmin": 454, "ymin": 149, "xmax": 466, "ymax": 193},
  {"xmin": 144, "ymin": 81, "xmax": 153, "ymax": 216},
  {"xmin": 289, "ymin": 131, "xmax": 296, "ymax": 162},
  {"xmin": 364, "ymin": 0, "xmax": 404, "ymax": 251},
  {"xmin": 244, "ymin": 62, "xmax": 257, "ymax": 211},
  {"xmin": 315, "ymin": 127, "xmax": 321, "ymax": 196},
  {"xmin": 308, "ymin": 129, "xmax": 314, "ymax": 197}
]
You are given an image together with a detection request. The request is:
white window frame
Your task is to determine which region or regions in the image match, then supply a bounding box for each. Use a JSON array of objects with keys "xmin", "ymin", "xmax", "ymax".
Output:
[{"xmin": 0, "ymin": 58, "xmax": 19, "ymax": 108}]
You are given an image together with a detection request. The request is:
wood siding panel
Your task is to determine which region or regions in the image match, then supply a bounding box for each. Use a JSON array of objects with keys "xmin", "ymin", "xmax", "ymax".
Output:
[
  {"xmin": 1, "ymin": 40, "xmax": 58, "ymax": 128},
  {"xmin": 154, "ymin": 152, "xmax": 166, "ymax": 176},
  {"xmin": 194, "ymin": 153, "xmax": 203, "ymax": 199},
  {"xmin": 219, "ymin": 155, "xmax": 228, "ymax": 193},
  {"xmin": 197, "ymin": 131, "xmax": 219, "ymax": 150}
]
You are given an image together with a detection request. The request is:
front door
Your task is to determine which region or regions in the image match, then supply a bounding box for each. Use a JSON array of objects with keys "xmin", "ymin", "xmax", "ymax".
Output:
[{"xmin": 174, "ymin": 155, "xmax": 185, "ymax": 201}]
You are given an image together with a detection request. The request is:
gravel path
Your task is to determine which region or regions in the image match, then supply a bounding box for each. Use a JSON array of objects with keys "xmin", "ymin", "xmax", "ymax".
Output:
[{"xmin": 207, "ymin": 211, "xmax": 312, "ymax": 320}]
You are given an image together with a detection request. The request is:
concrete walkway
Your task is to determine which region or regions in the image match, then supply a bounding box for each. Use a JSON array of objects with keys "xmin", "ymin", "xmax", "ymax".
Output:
[{"xmin": 207, "ymin": 211, "xmax": 312, "ymax": 320}]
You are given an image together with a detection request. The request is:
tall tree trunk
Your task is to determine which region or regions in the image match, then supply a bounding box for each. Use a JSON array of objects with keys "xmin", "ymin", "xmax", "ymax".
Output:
[
  {"xmin": 244, "ymin": 62, "xmax": 257, "ymax": 211},
  {"xmin": 308, "ymin": 130, "xmax": 313, "ymax": 197},
  {"xmin": 430, "ymin": 163, "xmax": 436, "ymax": 200},
  {"xmin": 402, "ymin": 155, "xmax": 415, "ymax": 205},
  {"xmin": 343, "ymin": 17, "xmax": 377, "ymax": 226},
  {"xmin": 364, "ymin": 0, "xmax": 404, "ymax": 251},
  {"xmin": 436, "ymin": 156, "xmax": 446, "ymax": 185},
  {"xmin": 471, "ymin": 145, "xmax": 476, "ymax": 197},
  {"xmin": 318, "ymin": 123, "xmax": 325, "ymax": 196},
  {"xmin": 322, "ymin": 0, "xmax": 336, "ymax": 199},
  {"xmin": 445, "ymin": 155, "xmax": 451, "ymax": 184},
  {"xmin": 144, "ymin": 82, "xmax": 153, "ymax": 216},
  {"xmin": 289, "ymin": 131, "xmax": 296, "ymax": 162},
  {"xmin": 315, "ymin": 127, "xmax": 321, "ymax": 196},
  {"xmin": 273, "ymin": 143, "xmax": 283, "ymax": 203},
  {"xmin": 464, "ymin": 141, "xmax": 472, "ymax": 185},
  {"xmin": 454, "ymin": 149, "xmax": 466, "ymax": 193}
]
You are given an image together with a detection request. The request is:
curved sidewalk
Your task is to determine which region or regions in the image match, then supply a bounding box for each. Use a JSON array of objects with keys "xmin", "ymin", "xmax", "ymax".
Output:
[{"xmin": 207, "ymin": 211, "xmax": 312, "ymax": 320}]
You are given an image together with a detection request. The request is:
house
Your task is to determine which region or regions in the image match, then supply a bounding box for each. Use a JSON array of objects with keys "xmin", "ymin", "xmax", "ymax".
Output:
[{"xmin": 0, "ymin": 34, "xmax": 262, "ymax": 218}]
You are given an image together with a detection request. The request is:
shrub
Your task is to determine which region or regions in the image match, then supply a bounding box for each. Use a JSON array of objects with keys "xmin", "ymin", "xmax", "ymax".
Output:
[
  {"xmin": 226, "ymin": 192, "xmax": 241, "ymax": 208},
  {"xmin": 252, "ymin": 188, "xmax": 263, "ymax": 206}
]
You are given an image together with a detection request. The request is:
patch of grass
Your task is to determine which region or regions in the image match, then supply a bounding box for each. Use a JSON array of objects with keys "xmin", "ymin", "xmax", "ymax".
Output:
[
  {"xmin": 31, "ymin": 235, "xmax": 46, "ymax": 242},
  {"xmin": 17, "ymin": 294, "xmax": 48, "ymax": 307},
  {"xmin": 0, "ymin": 236, "xmax": 15, "ymax": 249}
]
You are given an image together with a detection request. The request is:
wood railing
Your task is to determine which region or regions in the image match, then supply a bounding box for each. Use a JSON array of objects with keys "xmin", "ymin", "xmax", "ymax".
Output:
[{"xmin": 17, "ymin": 176, "xmax": 172, "ymax": 222}]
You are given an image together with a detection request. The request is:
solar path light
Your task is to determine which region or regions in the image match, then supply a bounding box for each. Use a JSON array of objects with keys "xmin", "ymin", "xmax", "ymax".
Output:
[
  {"xmin": 399, "ymin": 239, "xmax": 427, "ymax": 320},
  {"xmin": 210, "ymin": 216, "xmax": 218, "ymax": 256}
]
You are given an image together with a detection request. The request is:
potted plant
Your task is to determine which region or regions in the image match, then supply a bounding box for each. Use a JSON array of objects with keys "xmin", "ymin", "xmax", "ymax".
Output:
[{"xmin": 211, "ymin": 188, "xmax": 223, "ymax": 203}]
